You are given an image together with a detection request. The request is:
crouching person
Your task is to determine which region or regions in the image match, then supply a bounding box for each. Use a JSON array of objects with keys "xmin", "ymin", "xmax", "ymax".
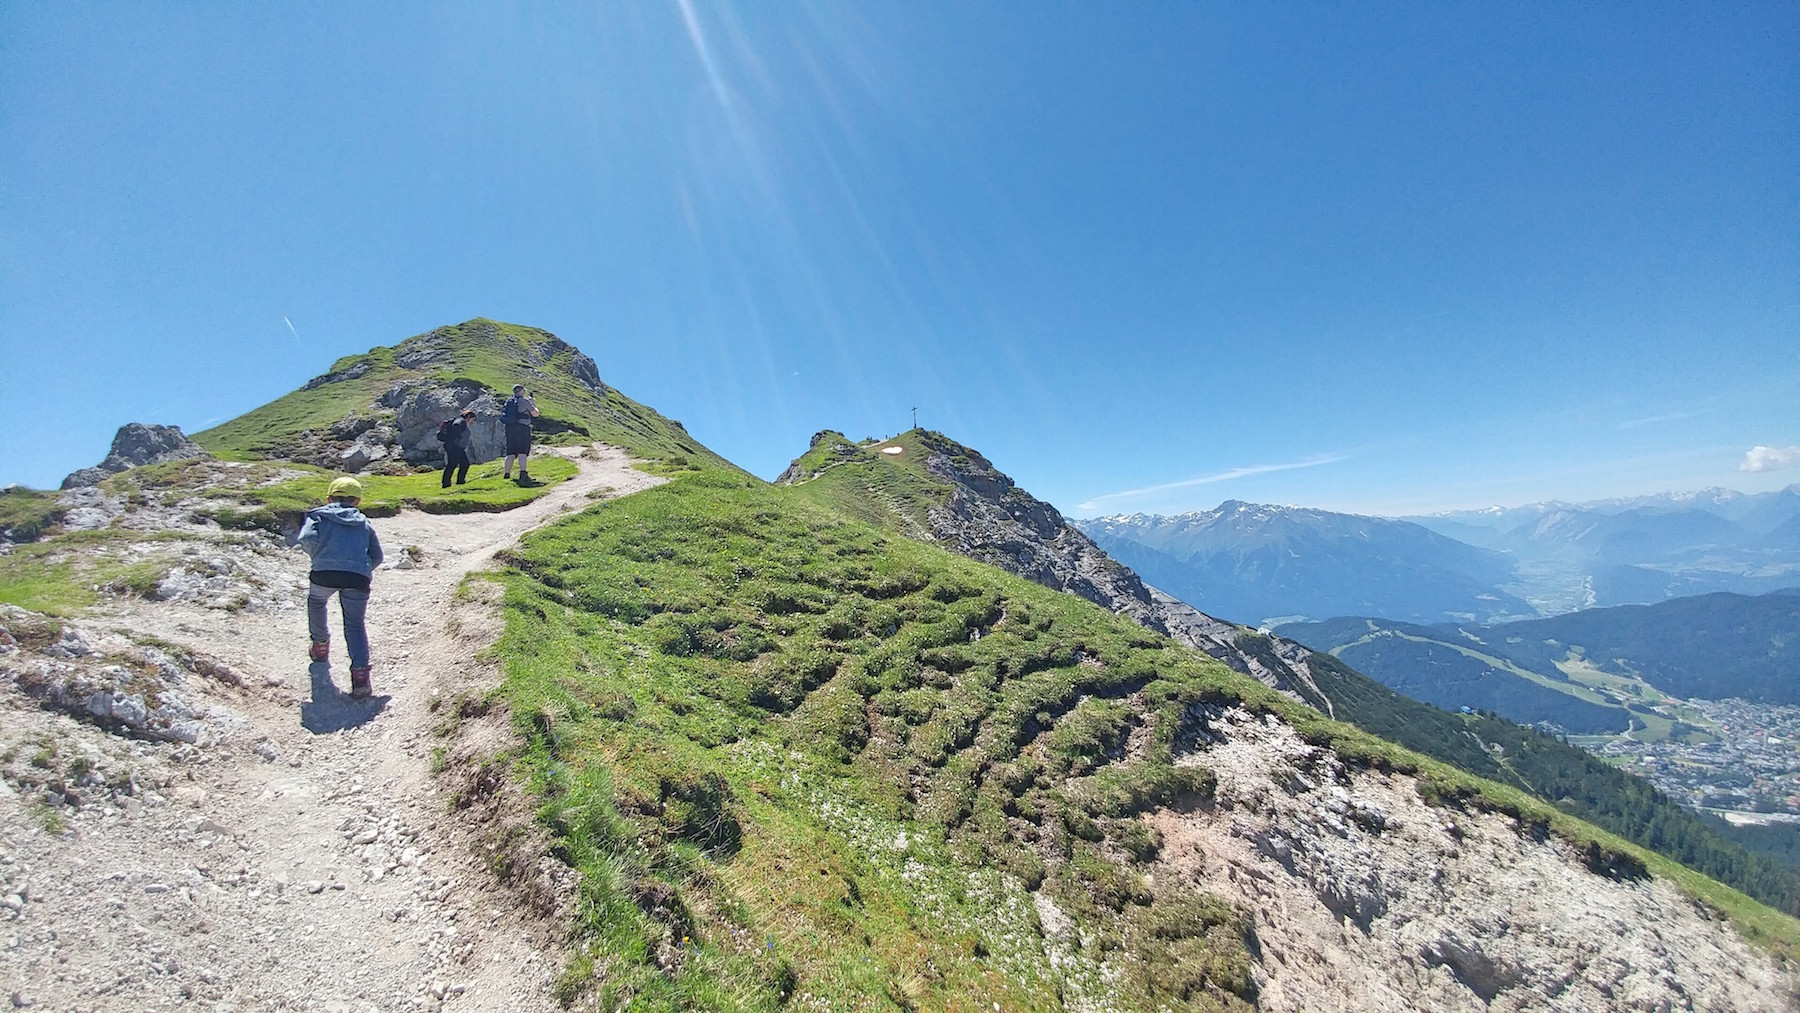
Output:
[{"xmin": 299, "ymin": 476, "xmax": 384, "ymax": 698}]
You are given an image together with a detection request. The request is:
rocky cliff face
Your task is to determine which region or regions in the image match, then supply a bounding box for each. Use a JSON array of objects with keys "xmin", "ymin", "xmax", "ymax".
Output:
[
  {"xmin": 61, "ymin": 423, "xmax": 209, "ymax": 490},
  {"xmin": 900, "ymin": 431, "xmax": 1339, "ymax": 712},
  {"xmin": 1152, "ymin": 703, "xmax": 1794, "ymax": 1011}
]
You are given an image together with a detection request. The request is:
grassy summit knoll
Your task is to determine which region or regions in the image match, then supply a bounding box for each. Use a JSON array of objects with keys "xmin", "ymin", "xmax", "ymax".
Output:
[
  {"xmin": 194, "ymin": 318, "xmax": 721, "ymax": 470},
  {"xmin": 484, "ymin": 460, "xmax": 1800, "ymax": 1010}
]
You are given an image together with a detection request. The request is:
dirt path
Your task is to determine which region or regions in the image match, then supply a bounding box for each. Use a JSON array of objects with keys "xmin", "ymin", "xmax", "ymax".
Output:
[{"xmin": 0, "ymin": 445, "xmax": 663, "ymax": 1012}]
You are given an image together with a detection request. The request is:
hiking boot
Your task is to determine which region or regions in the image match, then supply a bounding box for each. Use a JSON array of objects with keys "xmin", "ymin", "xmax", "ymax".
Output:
[
  {"xmin": 309, "ymin": 641, "xmax": 329, "ymax": 663},
  {"xmin": 349, "ymin": 666, "xmax": 373, "ymax": 698}
]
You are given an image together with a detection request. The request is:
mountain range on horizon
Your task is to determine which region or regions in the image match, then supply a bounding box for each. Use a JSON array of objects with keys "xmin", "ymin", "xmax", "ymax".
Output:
[{"xmin": 1078, "ymin": 487, "xmax": 1800, "ymax": 628}]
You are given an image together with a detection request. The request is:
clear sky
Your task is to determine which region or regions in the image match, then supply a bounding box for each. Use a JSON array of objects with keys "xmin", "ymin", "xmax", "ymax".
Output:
[{"xmin": 3, "ymin": 4, "xmax": 1796, "ymax": 517}]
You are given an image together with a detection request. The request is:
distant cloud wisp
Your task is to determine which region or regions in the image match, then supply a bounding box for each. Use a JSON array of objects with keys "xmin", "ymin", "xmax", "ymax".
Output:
[
  {"xmin": 1618, "ymin": 409, "xmax": 1705, "ymax": 430},
  {"xmin": 1077, "ymin": 454, "xmax": 1347, "ymax": 513},
  {"xmin": 1741, "ymin": 445, "xmax": 1800, "ymax": 473}
]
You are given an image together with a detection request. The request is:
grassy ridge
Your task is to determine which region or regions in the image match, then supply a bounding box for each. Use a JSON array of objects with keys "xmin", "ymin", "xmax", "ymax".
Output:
[
  {"xmin": 782, "ymin": 431, "xmax": 957, "ymax": 539},
  {"xmin": 194, "ymin": 318, "xmax": 723, "ymax": 470},
  {"xmin": 779, "ymin": 431, "xmax": 1800, "ymax": 921},
  {"xmin": 0, "ymin": 529, "xmax": 203, "ymax": 616},
  {"xmin": 488, "ymin": 468, "xmax": 1800, "ymax": 1010},
  {"xmin": 494, "ymin": 470, "xmax": 1258, "ymax": 1011}
]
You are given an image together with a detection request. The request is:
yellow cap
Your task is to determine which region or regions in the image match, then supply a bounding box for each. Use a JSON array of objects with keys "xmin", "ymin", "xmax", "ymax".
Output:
[{"xmin": 328, "ymin": 476, "xmax": 364, "ymax": 499}]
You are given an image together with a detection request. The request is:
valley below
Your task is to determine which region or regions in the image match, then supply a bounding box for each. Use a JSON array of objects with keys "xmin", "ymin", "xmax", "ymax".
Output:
[{"xmin": 1583, "ymin": 698, "xmax": 1800, "ymax": 822}]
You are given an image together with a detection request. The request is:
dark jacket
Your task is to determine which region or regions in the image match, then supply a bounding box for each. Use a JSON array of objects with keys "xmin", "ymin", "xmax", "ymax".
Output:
[
  {"xmin": 440, "ymin": 418, "xmax": 473, "ymax": 455},
  {"xmin": 298, "ymin": 503, "xmax": 384, "ymax": 578}
]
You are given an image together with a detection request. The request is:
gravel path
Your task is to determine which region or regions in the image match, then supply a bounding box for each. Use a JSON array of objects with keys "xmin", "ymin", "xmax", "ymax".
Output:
[{"xmin": 0, "ymin": 445, "xmax": 664, "ymax": 1012}]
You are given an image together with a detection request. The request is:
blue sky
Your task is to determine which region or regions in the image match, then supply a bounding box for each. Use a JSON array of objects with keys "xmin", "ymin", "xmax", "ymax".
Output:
[{"xmin": 3, "ymin": 3, "xmax": 1796, "ymax": 517}]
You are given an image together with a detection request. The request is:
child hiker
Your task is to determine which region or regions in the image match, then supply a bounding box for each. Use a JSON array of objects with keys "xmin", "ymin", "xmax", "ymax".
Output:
[{"xmin": 299, "ymin": 476, "xmax": 384, "ymax": 698}]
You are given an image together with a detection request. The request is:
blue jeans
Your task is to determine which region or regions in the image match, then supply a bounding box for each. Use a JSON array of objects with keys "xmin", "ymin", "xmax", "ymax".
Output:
[{"xmin": 308, "ymin": 583, "xmax": 371, "ymax": 668}]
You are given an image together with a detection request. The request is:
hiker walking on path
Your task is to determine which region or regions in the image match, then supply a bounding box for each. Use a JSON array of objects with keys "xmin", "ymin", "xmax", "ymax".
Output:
[
  {"xmin": 438, "ymin": 407, "xmax": 476, "ymax": 488},
  {"xmin": 501, "ymin": 383, "xmax": 538, "ymax": 482},
  {"xmin": 299, "ymin": 477, "xmax": 384, "ymax": 698}
]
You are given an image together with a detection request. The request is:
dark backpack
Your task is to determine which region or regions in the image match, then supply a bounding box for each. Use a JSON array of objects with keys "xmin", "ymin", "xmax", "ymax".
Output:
[
  {"xmin": 435, "ymin": 419, "xmax": 452, "ymax": 443},
  {"xmin": 500, "ymin": 396, "xmax": 520, "ymax": 425}
]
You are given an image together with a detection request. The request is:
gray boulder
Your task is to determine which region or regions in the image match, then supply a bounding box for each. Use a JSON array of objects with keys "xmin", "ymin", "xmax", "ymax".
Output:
[
  {"xmin": 60, "ymin": 467, "xmax": 111, "ymax": 490},
  {"xmin": 386, "ymin": 381, "xmax": 505, "ymax": 464},
  {"xmin": 62, "ymin": 423, "xmax": 209, "ymax": 489}
]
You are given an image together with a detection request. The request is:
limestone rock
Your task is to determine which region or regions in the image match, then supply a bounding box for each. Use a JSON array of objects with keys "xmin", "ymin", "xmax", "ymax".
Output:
[
  {"xmin": 302, "ymin": 360, "xmax": 372, "ymax": 390},
  {"xmin": 386, "ymin": 382, "xmax": 505, "ymax": 464},
  {"xmin": 61, "ymin": 424, "xmax": 209, "ymax": 489},
  {"xmin": 1, "ymin": 607, "xmax": 249, "ymax": 745}
]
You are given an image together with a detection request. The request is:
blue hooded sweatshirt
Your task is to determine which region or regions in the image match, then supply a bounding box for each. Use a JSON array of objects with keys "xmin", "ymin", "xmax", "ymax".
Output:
[{"xmin": 298, "ymin": 502, "xmax": 384, "ymax": 581}]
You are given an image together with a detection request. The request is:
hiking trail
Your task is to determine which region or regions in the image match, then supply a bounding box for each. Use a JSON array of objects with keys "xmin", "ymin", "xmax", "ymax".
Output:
[{"xmin": 0, "ymin": 445, "xmax": 664, "ymax": 1012}]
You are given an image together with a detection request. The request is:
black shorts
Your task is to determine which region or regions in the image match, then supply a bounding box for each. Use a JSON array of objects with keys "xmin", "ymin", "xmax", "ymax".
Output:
[
  {"xmin": 310, "ymin": 569, "xmax": 372, "ymax": 592},
  {"xmin": 504, "ymin": 424, "xmax": 532, "ymax": 455}
]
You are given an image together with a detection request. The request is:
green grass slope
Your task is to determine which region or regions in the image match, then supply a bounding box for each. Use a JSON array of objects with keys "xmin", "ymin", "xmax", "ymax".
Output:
[
  {"xmin": 194, "ymin": 318, "xmax": 724, "ymax": 470},
  {"xmin": 486, "ymin": 464, "xmax": 1800, "ymax": 1010},
  {"xmin": 103, "ymin": 456, "xmax": 578, "ymax": 532},
  {"xmin": 0, "ymin": 486, "xmax": 68, "ymax": 543},
  {"xmin": 778, "ymin": 431, "xmax": 1800, "ymax": 921},
  {"xmin": 780, "ymin": 430, "xmax": 955, "ymax": 535}
]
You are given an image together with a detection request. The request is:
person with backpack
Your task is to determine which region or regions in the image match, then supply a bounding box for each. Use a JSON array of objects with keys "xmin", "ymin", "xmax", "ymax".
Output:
[
  {"xmin": 436, "ymin": 407, "xmax": 476, "ymax": 488},
  {"xmin": 500, "ymin": 384, "xmax": 539, "ymax": 482},
  {"xmin": 299, "ymin": 477, "xmax": 384, "ymax": 698}
]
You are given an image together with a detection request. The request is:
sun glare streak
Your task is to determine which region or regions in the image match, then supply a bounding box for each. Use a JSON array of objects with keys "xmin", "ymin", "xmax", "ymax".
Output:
[{"xmin": 675, "ymin": 0, "xmax": 730, "ymax": 112}]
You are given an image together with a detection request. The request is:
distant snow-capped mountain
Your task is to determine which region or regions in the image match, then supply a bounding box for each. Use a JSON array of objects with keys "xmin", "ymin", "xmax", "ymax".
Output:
[
  {"xmin": 1080, "ymin": 486, "xmax": 1800, "ymax": 625},
  {"xmin": 1076, "ymin": 501, "xmax": 1531, "ymax": 626}
]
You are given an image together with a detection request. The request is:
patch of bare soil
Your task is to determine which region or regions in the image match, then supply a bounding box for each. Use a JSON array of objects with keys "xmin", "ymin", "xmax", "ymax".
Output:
[{"xmin": 0, "ymin": 445, "xmax": 663, "ymax": 1012}]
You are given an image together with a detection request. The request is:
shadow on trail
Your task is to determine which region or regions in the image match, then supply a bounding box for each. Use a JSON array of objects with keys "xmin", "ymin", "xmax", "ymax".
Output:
[{"xmin": 300, "ymin": 662, "xmax": 388, "ymax": 733}]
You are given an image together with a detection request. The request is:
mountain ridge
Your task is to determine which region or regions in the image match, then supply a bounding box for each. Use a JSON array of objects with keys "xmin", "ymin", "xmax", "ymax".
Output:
[
  {"xmin": 778, "ymin": 427, "xmax": 1800, "ymax": 925},
  {"xmin": 3, "ymin": 322, "xmax": 1798, "ymax": 1009}
]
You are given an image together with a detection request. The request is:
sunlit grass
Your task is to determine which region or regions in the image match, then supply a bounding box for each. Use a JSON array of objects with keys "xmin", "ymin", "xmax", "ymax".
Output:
[{"xmin": 484, "ymin": 460, "xmax": 1800, "ymax": 1008}]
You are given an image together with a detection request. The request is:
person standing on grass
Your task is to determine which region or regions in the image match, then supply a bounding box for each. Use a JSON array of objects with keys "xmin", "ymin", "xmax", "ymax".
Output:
[
  {"xmin": 501, "ymin": 383, "xmax": 538, "ymax": 482},
  {"xmin": 299, "ymin": 476, "xmax": 384, "ymax": 699},
  {"xmin": 438, "ymin": 407, "xmax": 476, "ymax": 488}
]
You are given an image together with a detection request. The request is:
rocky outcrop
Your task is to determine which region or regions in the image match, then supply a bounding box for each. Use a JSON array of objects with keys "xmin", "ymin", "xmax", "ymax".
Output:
[
  {"xmin": 537, "ymin": 335, "xmax": 608, "ymax": 396},
  {"xmin": 0, "ymin": 607, "xmax": 250, "ymax": 747},
  {"xmin": 61, "ymin": 423, "xmax": 209, "ymax": 489},
  {"xmin": 383, "ymin": 380, "xmax": 506, "ymax": 464},
  {"xmin": 904, "ymin": 431, "xmax": 1337, "ymax": 709},
  {"xmin": 269, "ymin": 381, "xmax": 512, "ymax": 472},
  {"xmin": 1150, "ymin": 704, "xmax": 1798, "ymax": 1011}
]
